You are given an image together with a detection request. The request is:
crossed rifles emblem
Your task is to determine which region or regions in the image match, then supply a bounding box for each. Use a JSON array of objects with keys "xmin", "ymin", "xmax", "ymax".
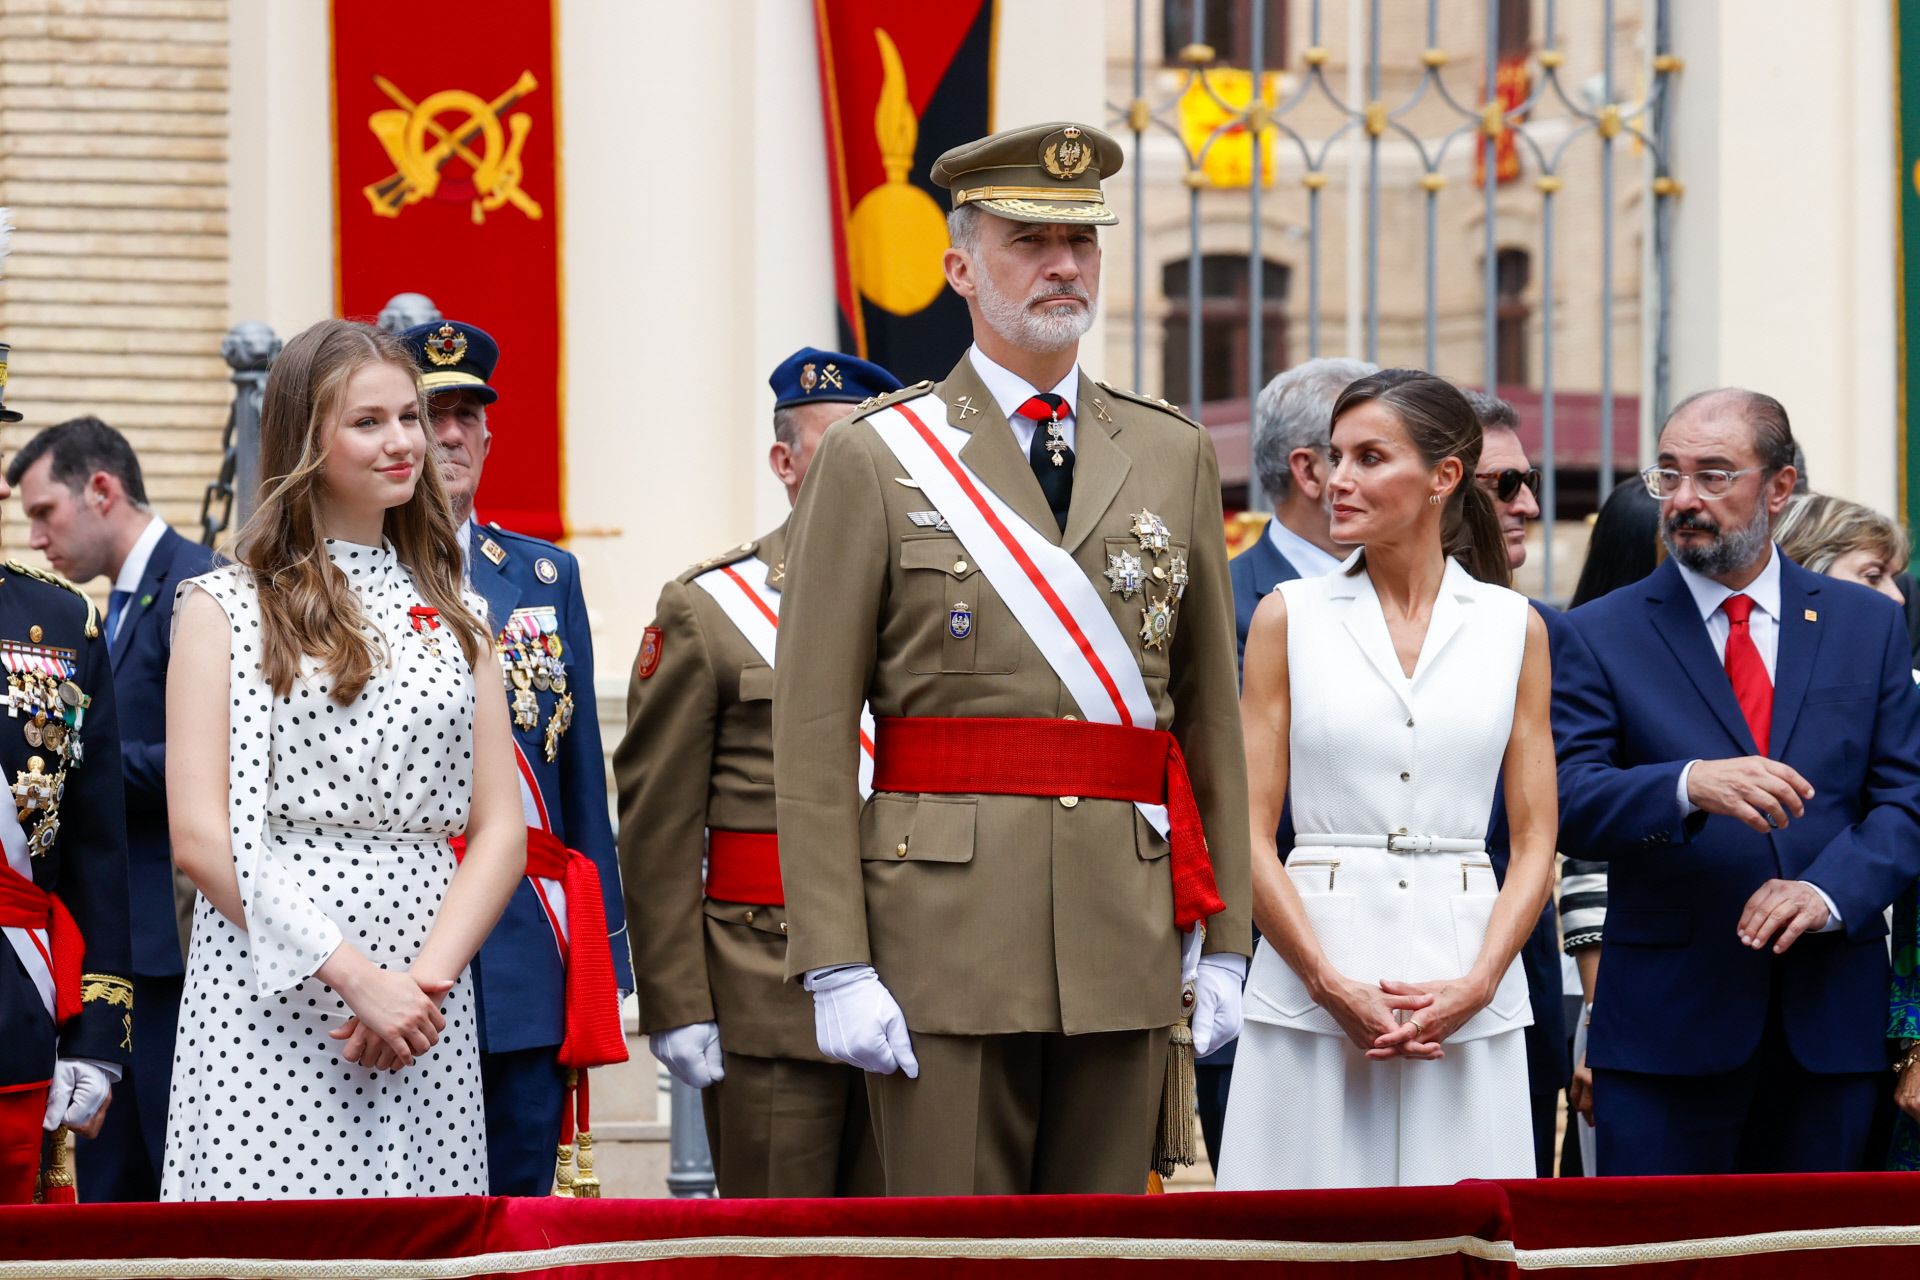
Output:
[{"xmin": 364, "ymin": 71, "xmax": 544, "ymax": 224}]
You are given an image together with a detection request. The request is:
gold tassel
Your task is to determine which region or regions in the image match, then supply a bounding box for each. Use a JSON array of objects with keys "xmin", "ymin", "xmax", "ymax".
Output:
[
  {"xmin": 1152, "ymin": 982, "xmax": 1199, "ymax": 1179},
  {"xmin": 571, "ymin": 1130, "xmax": 601, "ymax": 1198},
  {"xmin": 552, "ymin": 1142, "xmax": 578, "ymax": 1197}
]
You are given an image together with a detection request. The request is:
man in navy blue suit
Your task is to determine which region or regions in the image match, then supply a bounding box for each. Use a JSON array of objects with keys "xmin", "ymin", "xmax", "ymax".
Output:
[
  {"xmin": 1464, "ymin": 390, "xmax": 1570, "ymax": 1177},
  {"xmin": 1209, "ymin": 357, "xmax": 1371, "ymax": 1168},
  {"xmin": 9, "ymin": 418, "xmax": 214, "ymax": 1201},
  {"xmin": 1554, "ymin": 388, "xmax": 1920, "ymax": 1175},
  {"xmin": 404, "ymin": 320, "xmax": 634, "ymax": 1195}
]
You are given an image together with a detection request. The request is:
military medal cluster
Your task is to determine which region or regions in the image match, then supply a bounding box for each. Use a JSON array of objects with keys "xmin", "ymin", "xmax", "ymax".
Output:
[
  {"xmin": 499, "ymin": 605, "xmax": 575, "ymax": 762},
  {"xmin": 1106, "ymin": 510, "xmax": 1188, "ymax": 650},
  {"xmin": 4, "ymin": 630, "xmax": 90, "ymax": 859}
]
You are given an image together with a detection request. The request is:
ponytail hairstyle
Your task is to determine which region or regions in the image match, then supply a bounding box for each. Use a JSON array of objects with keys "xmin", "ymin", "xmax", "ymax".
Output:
[
  {"xmin": 1329, "ymin": 368, "xmax": 1512, "ymax": 588},
  {"xmin": 233, "ymin": 318, "xmax": 490, "ymax": 704}
]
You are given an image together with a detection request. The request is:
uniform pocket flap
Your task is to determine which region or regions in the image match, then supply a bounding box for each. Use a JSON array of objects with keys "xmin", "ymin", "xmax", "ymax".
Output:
[
  {"xmin": 1803, "ymin": 682, "xmax": 1875, "ymax": 704},
  {"xmin": 1606, "ymin": 908, "xmax": 1693, "ymax": 946},
  {"xmin": 737, "ymin": 663, "xmax": 774, "ymax": 702},
  {"xmin": 1135, "ymin": 808, "xmax": 1170, "ymax": 861},
  {"xmin": 899, "ymin": 537, "xmax": 978, "ymax": 579},
  {"xmin": 860, "ymin": 793, "xmax": 977, "ymax": 863},
  {"xmin": 701, "ymin": 897, "xmax": 790, "ymax": 937}
]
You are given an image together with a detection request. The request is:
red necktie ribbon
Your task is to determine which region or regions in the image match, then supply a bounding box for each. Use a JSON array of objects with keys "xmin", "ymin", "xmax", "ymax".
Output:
[{"xmin": 1722, "ymin": 593, "xmax": 1772, "ymax": 755}]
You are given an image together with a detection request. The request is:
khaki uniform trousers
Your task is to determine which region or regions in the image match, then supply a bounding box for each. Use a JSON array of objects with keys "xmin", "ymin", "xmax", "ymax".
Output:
[
  {"xmin": 865, "ymin": 1027, "xmax": 1171, "ymax": 1196},
  {"xmin": 701, "ymin": 1052, "xmax": 882, "ymax": 1198}
]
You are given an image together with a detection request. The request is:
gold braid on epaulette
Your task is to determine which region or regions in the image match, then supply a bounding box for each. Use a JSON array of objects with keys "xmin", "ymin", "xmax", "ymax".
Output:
[
  {"xmin": 80, "ymin": 973, "xmax": 133, "ymax": 1008},
  {"xmin": 3, "ymin": 561, "xmax": 100, "ymax": 638},
  {"xmin": 851, "ymin": 380, "xmax": 935, "ymax": 418}
]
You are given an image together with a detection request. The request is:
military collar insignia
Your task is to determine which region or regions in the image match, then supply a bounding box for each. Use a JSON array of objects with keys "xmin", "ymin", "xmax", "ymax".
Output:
[{"xmin": 480, "ymin": 537, "xmax": 507, "ymax": 566}]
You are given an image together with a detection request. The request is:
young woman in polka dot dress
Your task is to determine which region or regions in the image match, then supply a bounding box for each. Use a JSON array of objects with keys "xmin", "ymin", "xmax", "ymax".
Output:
[{"xmin": 160, "ymin": 319, "xmax": 526, "ymax": 1199}]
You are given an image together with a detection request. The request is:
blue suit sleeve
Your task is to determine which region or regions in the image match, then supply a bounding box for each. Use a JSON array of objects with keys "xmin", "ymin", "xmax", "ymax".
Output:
[
  {"xmin": 1552, "ymin": 611, "xmax": 1693, "ymax": 858},
  {"xmin": 1798, "ymin": 605, "xmax": 1920, "ymax": 937},
  {"xmin": 556, "ymin": 554, "xmax": 633, "ymax": 990}
]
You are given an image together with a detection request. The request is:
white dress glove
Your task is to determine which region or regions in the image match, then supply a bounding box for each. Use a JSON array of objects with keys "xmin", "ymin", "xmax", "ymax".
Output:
[
  {"xmin": 649, "ymin": 1021, "xmax": 725, "ymax": 1090},
  {"xmin": 804, "ymin": 964, "xmax": 919, "ymax": 1078},
  {"xmin": 43, "ymin": 1059, "xmax": 112, "ymax": 1131},
  {"xmin": 1190, "ymin": 953, "xmax": 1247, "ymax": 1058}
]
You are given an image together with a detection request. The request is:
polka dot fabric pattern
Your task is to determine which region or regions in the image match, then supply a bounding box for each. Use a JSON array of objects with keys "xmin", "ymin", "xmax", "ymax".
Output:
[{"xmin": 161, "ymin": 540, "xmax": 487, "ymax": 1200}]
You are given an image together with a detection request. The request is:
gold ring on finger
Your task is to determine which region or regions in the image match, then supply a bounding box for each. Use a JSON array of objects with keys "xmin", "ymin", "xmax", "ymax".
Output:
[{"xmin": 1408, "ymin": 1018, "xmax": 1425, "ymax": 1036}]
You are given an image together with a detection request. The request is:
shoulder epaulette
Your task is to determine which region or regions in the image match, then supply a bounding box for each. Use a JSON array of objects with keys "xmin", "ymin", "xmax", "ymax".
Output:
[
  {"xmin": 679, "ymin": 539, "xmax": 760, "ymax": 582},
  {"xmin": 850, "ymin": 380, "xmax": 935, "ymax": 417},
  {"xmin": 3, "ymin": 560, "xmax": 99, "ymax": 638},
  {"xmin": 1096, "ymin": 380, "xmax": 1203, "ymax": 429}
]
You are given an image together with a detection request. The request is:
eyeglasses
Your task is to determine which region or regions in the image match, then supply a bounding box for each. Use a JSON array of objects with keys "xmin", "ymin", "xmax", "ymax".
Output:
[
  {"xmin": 1474, "ymin": 468, "xmax": 1541, "ymax": 502},
  {"xmin": 1640, "ymin": 466, "xmax": 1764, "ymax": 500}
]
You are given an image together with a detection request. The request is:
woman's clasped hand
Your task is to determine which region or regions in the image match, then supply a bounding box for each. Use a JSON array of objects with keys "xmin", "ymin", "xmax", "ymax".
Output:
[
  {"xmin": 1315, "ymin": 969, "xmax": 1493, "ymax": 1061},
  {"xmin": 321, "ymin": 948, "xmax": 455, "ymax": 1070}
]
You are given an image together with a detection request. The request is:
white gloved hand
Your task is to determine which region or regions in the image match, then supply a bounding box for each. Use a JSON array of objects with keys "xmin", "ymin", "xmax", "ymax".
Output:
[
  {"xmin": 804, "ymin": 964, "xmax": 919, "ymax": 1078},
  {"xmin": 1190, "ymin": 952, "xmax": 1247, "ymax": 1058},
  {"xmin": 43, "ymin": 1059, "xmax": 112, "ymax": 1132},
  {"xmin": 649, "ymin": 1021, "xmax": 724, "ymax": 1089}
]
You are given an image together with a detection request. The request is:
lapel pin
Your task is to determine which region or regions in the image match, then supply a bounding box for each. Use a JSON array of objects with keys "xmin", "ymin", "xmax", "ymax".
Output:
[
  {"xmin": 1804, "ymin": 609, "xmax": 1817, "ymax": 622},
  {"xmin": 955, "ymin": 395, "xmax": 980, "ymax": 420},
  {"xmin": 1092, "ymin": 397, "xmax": 1113, "ymax": 423}
]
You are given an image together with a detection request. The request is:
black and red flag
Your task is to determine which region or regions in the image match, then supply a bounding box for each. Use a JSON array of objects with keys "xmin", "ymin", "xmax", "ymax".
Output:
[{"xmin": 815, "ymin": 0, "xmax": 997, "ymax": 384}]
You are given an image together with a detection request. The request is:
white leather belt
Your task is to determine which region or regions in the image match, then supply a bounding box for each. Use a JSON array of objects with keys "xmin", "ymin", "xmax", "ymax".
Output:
[{"xmin": 1295, "ymin": 832, "xmax": 1487, "ymax": 854}]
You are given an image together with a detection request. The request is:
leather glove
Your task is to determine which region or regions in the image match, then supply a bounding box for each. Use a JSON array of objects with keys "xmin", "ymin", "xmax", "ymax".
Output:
[
  {"xmin": 1190, "ymin": 953, "xmax": 1247, "ymax": 1058},
  {"xmin": 649, "ymin": 1021, "xmax": 724, "ymax": 1090},
  {"xmin": 804, "ymin": 964, "xmax": 919, "ymax": 1078},
  {"xmin": 43, "ymin": 1059, "xmax": 112, "ymax": 1131}
]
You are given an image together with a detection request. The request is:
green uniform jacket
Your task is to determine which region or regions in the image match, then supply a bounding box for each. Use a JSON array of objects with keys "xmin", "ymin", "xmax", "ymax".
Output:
[
  {"xmin": 773, "ymin": 354, "xmax": 1253, "ymax": 1038},
  {"xmin": 616, "ymin": 523, "xmax": 826, "ymax": 1061}
]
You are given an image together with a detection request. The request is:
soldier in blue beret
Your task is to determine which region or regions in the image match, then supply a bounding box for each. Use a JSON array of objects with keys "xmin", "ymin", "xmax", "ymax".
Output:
[
  {"xmin": 401, "ymin": 319, "xmax": 633, "ymax": 1197},
  {"xmin": 614, "ymin": 346, "xmax": 900, "ymax": 1196}
]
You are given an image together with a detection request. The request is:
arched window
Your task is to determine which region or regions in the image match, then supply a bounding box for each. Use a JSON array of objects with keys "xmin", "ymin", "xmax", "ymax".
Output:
[
  {"xmin": 1162, "ymin": 255, "xmax": 1290, "ymax": 406},
  {"xmin": 1495, "ymin": 248, "xmax": 1530, "ymax": 386}
]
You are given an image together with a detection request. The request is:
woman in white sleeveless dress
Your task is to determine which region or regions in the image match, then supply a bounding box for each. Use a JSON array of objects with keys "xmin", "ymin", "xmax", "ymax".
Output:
[
  {"xmin": 1216, "ymin": 369, "xmax": 1555, "ymax": 1190},
  {"xmin": 161, "ymin": 319, "xmax": 526, "ymax": 1199}
]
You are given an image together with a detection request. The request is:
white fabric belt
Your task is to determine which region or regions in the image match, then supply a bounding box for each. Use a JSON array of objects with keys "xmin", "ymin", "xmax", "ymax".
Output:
[{"xmin": 1295, "ymin": 832, "xmax": 1487, "ymax": 854}]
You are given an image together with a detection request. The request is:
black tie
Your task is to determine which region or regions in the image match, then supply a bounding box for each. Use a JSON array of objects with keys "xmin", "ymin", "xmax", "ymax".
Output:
[{"xmin": 1018, "ymin": 393, "xmax": 1073, "ymax": 531}]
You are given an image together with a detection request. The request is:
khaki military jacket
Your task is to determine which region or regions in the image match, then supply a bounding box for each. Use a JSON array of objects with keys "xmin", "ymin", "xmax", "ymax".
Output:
[
  {"xmin": 615, "ymin": 523, "xmax": 825, "ymax": 1061},
  {"xmin": 773, "ymin": 353, "xmax": 1252, "ymax": 1038}
]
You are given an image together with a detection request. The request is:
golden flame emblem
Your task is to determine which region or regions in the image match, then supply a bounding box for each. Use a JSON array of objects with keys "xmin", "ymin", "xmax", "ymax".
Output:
[{"xmin": 846, "ymin": 29, "xmax": 949, "ymax": 317}]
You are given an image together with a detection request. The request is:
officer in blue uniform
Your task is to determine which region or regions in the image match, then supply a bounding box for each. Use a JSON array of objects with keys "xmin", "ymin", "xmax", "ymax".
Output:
[
  {"xmin": 403, "ymin": 320, "xmax": 632, "ymax": 1196},
  {"xmin": 5, "ymin": 417, "xmax": 216, "ymax": 1201},
  {"xmin": 0, "ymin": 351, "xmax": 133, "ymax": 1203}
]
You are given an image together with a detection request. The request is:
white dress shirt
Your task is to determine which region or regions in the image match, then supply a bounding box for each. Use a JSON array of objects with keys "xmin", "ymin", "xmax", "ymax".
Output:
[
  {"xmin": 967, "ymin": 344, "xmax": 1079, "ymax": 456},
  {"xmin": 108, "ymin": 514, "xmax": 169, "ymax": 646},
  {"xmin": 1265, "ymin": 516, "xmax": 1343, "ymax": 579},
  {"xmin": 1672, "ymin": 548, "xmax": 1839, "ymax": 928}
]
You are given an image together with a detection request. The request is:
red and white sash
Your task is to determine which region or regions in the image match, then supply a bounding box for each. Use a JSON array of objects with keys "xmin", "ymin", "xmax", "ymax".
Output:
[
  {"xmin": 693, "ymin": 555, "xmax": 876, "ymax": 798},
  {"xmin": 0, "ymin": 801, "xmax": 52, "ymax": 1020},
  {"xmin": 865, "ymin": 392, "xmax": 1171, "ymax": 840}
]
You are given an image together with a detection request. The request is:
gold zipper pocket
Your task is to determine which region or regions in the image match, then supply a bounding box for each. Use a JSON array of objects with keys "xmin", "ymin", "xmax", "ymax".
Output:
[
  {"xmin": 1288, "ymin": 857, "xmax": 1341, "ymax": 891},
  {"xmin": 1460, "ymin": 858, "xmax": 1494, "ymax": 890}
]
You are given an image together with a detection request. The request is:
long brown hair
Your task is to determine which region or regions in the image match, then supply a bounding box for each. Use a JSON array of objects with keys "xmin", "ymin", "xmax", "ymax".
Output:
[
  {"xmin": 1329, "ymin": 368, "xmax": 1511, "ymax": 587},
  {"xmin": 234, "ymin": 319, "xmax": 488, "ymax": 703}
]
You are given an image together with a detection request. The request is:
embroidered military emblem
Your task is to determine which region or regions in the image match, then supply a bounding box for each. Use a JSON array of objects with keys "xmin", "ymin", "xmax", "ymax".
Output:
[
  {"xmin": 955, "ymin": 395, "xmax": 980, "ymax": 420},
  {"xmin": 535, "ymin": 557, "xmax": 559, "ymax": 584},
  {"xmin": 424, "ymin": 323, "xmax": 467, "ymax": 367},
  {"xmin": 480, "ymin": 537, "xmax": 506, "ymax": 566},
  {"xmin": 1042, "ymin": 126, "xmax": 1093, "ymax": 180},
  {"xmin": 1140, "ymin": 594, "xmax": 1175, "ymax": 651},
  {"xmin": 1130, "ymin": 509, "xmax": 1172, "ymax": 555},
  {"xmin": 1092, "ymin": 397, "xmax": 1113, "ymax": 423},
  {"xmin": 818, "ymin": 362, "xmax": 844, "ymax": 392},
  {"xmin": 1105, "ymin": 550, "xmax": 1145, "ymax": 599},
  {"xmin": 637, "ymin": 626, "xmax": 663, "ymax": 679},
  {"xmin": 948, "ymin": 602, "xmax": 973, "ymax": 640},
  {"xmin": 907, "ymin": 510, "xmax": 952, "ymax": 531},
  {"xmin": 800, "ymin": 362, "xmax": 818, "ymax": 394}
]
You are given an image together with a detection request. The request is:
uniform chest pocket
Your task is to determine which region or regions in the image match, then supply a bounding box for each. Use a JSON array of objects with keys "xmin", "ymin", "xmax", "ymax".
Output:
[
  {"xmin": 1101, "ymin": 535, "xmax": 1189, "ymax": 678},
  {"xmin": 898, "ymin": 536, "xmax": 1019, "ymax": 675},
  {"xmin": 737, "ymin": 664, "xmax": 774, "ymax": 703}
]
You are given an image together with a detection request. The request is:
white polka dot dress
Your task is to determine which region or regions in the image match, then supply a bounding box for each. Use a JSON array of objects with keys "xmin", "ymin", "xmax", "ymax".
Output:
[{"xmin": 161, "ymin": 540, "xmax": 487, "ymax": 1200}]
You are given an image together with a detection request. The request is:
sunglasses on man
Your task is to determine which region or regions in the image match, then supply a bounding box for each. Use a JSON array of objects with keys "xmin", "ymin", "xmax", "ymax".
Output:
[{"xmin": 1474, "ymin": 468, "xmax": 1541, "ymax": 502}]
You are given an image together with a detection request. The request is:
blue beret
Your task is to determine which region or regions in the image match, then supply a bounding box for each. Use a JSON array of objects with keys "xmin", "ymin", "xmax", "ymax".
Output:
[
  {"xmin": 769, "ymin": 347, "xmax": 902, "ymax": 410},
  {"xmin": 401, "ymin": 320, "xmax": 499, "ymax": 406}
]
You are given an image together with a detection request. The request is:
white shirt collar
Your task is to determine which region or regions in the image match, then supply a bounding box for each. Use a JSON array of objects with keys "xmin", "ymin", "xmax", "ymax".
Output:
[
  {"xmin": 1674, "ymin": 544, "xmax": 1783, "ymax": 624},
  {"xmin": 1264, "ymin": 517, "xmax": 1343, "ymax": 579},
  {"xmin": 112, "ymin": 514, "xmax": 169, "ymax": 593},
  {"xmin": 967, "ymin": 344, "xmax": 1079, "ymax": 422}
]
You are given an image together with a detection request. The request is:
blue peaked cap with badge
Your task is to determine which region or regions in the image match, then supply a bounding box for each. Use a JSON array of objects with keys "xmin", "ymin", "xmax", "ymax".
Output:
[
  {"xmin": 400, "ymin": 319, "xmax": 500, "ymax": 406},
  {"xmin": 769, "ymin": 346, "xmax": 902, "ymax": 410}
]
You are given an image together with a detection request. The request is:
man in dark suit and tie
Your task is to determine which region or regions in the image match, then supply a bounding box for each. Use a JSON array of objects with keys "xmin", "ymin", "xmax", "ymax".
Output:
[
  {"xmin": 1553, "ymin": 388, "xmax": 1920, "ymax": 1175},
  {"xmin": 8, "ymin": 417, "xmax": 215, "ymax": 1200}
]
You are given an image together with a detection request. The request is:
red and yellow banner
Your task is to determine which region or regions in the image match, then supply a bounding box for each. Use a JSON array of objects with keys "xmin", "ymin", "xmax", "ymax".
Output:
[
  {"xmin": 330, "ymin": 0, "xmax": 565, "ymax": 540},
  {"xmin": 1476, "ymin": 53, "xmax": 1530, "ymax": 188},
  {"xmin": 816, "ymin": 0, "xmax": 996, "ymax": 385}
]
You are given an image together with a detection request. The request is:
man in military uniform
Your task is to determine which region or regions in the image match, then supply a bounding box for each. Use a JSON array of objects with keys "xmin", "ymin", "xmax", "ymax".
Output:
[
  {"xmin": 773, "ymin": 124, "xmax": 1252, "ymax": 1195},
  {"xmin": 403, "ymin": 320, "xmax": 632, "ymax": 1196},
  {"xmin": 0, "ymin": 348, "xmax": 133, "ymax": 1202},
  {"xmin": 616, "ymin": 346, "xmax": 900, "ymax": 1198}
]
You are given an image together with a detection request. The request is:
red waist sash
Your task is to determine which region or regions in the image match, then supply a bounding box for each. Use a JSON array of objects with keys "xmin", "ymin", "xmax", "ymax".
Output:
[
  {"xmin": 871, "ymin": 716, "xmax": 1226, "ymax": 930},
  {"xmin": 0, "ymin": 864, "xmax": 81, "ymax": 1025},
  {"xmin": 453, "ymin": 828, "xmax": 628, "ymax": 1069},
  {"xmin": 705, "ymin": 830, "xmax": 782, "ymax": 906}
]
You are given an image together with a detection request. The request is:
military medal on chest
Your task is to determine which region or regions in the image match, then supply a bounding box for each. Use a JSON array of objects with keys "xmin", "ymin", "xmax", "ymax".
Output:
[
  {"xmin": 1122, "ymin": 509, "xmax": 1181, "ymax": 651},
  {"xmin": 407, "ymin": 604, "xmax": 444, "ymax": 658},
  {"xmin": 3, "ymin": 636, "xmax": 87, "ymax": 858},
  {"xmin": 1043, "ymin": 409, "xmax": 1069, "ymax": 466},
  {"xmin": 499, "ymin": 606, "xmax": 575, "ymax": 752}
]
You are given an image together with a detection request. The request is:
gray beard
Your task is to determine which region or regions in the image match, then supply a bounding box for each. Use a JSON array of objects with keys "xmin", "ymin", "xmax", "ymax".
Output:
[
  {"xmin": 1665, "ymin": 507, "xmax": 1772, "ymax": 577},
  {"xmin": 973, "ymin": 258, "xmax": 1095, "ymax": 353}
]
